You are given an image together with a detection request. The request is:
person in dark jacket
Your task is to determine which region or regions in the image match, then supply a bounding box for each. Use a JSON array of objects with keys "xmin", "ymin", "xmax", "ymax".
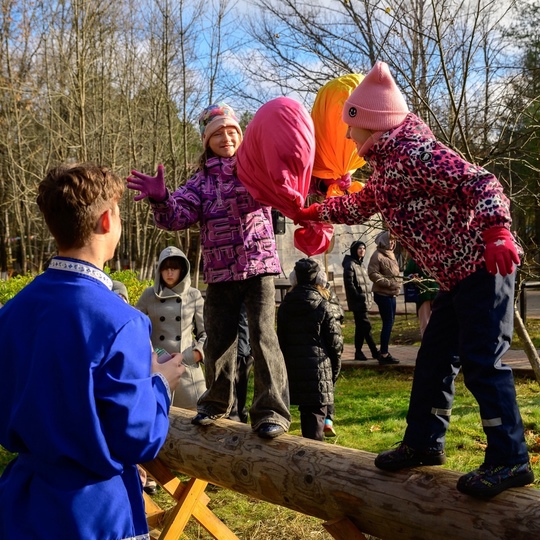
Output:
[
  {"xmin": 277, "ymin": 258, "xmax": 343, "ymax": 441},
  {"xmin": 323, "ymin": 279, "xmax": 344, "ymax": 437},
  {"xmin": 342, "ymin": 240, "xmax": 379, "ymax": 361}
]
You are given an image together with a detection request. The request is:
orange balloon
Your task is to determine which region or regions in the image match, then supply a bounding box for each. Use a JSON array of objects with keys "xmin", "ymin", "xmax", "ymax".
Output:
[{"xmin": 311, "ymin": 74, "xmax": 366, "ymax": 184}]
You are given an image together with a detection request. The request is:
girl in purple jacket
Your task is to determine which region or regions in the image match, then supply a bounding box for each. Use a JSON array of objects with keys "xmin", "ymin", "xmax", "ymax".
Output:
[
  {"xmin": 297, "ymin": 62, "xmax": 533, "ymax": 498},
  {"xmin": 127, "ymin": 103, "xmax": 290, "ymax": 438}
]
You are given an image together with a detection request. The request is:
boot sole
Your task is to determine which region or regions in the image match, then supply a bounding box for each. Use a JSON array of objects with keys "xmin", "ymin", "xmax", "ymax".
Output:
[
  {"xmin": 191, "ymin": 414, "xmax": 217, "ymax": 426},
  {"xmin": 375, "ymin": 453, "xmax": 446, "ymax": 471}
]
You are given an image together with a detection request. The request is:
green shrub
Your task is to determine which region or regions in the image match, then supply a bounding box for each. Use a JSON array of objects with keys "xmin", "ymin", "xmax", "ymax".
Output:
[
  {"xmin": 0, "ymin": 270, "xmax": 152, "ymax": 308},
  {"xmin": 0, "ymin": 274, "xmax": 35, "ymax": 305},
  {"xmin": 109, "ymin": 269, "xmax": 153, "ymax": 306}
]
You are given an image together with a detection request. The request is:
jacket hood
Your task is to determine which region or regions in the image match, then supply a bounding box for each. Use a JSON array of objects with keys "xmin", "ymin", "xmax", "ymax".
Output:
[
  {"xmin": 112, "ymin": 280, "xmax": 129, "ymax": 302},
  {"xmin": 349, "ymin": 240, "xmax": 366, "ymax": 261},
  {"xmin": 154, "ymin": 246, "xmax": 191, "ymax": 297},
  {"xmin": 291, "ymin": 258, "xmax": 327, "ymax": 287},
  {"xmin": 375, "ymin": 230, "xmax": 392, "ymax": 250}
]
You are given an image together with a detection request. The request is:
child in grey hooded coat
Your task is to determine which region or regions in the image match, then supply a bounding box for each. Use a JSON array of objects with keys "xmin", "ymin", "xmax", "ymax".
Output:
[{"xmin": 137, "ymin": 246, "xmax": 207, "ymax": 409}]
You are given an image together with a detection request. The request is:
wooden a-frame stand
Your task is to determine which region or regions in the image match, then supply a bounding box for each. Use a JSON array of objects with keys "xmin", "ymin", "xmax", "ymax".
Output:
[{"xmin": 141, "ymin": 458, "xmax": 239, "ymax": 540}]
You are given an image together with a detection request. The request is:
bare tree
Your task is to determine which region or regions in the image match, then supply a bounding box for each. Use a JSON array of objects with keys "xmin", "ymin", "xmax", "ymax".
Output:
[
  {"xmin": 0, "ymin": 0, "xmax": 44, "ymax": 274},
  {"xmin": 2, "ymin": 0, "xmax": 535, "ymax": 285}
]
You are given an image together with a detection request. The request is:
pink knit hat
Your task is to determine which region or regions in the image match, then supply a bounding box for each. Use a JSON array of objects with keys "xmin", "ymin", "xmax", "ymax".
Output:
[
  {"xmin": 198, "ymin": 102, "xmax": 243, "ymax": 149},
  {"xmin": 342, "ymin": 61, "xmax": 409, "ymax": 132}
]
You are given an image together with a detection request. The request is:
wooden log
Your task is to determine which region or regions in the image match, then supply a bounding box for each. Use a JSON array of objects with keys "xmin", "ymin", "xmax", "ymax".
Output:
[{"xmin": 158, "ymin": 408, "xmax": 540, "ymax": 540}]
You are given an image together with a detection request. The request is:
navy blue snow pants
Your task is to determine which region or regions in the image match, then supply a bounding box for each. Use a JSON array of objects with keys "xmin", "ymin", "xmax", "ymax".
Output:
[{"xmin": 403, "ymin": 267, "xmax": 529, "ymax": 465}]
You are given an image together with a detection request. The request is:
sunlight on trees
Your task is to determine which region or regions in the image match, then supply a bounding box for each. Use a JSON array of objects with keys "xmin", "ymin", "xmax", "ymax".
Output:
[{"xmin": 0, "ymin": 0, "xmax": 538, "ymax": 282}]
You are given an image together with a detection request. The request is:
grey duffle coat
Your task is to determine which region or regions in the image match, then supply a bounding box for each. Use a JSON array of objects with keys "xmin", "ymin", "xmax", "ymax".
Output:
[{"xmin": 136, "ymin": 246, "xmax": 207, "ymax": 409}]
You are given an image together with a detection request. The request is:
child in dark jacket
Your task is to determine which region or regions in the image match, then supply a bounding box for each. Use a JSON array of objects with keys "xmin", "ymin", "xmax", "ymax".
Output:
[
  {"xmin": 295, "ymin": 61, "xmax": 533, "ymax": 497},
  {"xmin": 342, "ymin": 239, "xmax": 379, "ymax": 361},
  {"xmin": 277, "ymin": 258, "xmax": 343, "ymax": 441}
]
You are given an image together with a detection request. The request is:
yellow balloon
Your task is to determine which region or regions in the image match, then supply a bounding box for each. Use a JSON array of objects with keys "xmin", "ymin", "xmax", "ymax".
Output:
[{"xmin": 311, "ymin": 74, "xmax": 366, "ymax": 182}]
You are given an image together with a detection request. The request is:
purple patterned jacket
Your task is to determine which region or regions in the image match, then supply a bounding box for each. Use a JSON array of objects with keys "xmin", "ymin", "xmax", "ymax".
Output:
[
  {"xmin": 150, "ymin": 156, "xmax": 282, "ymax": 283},
  {"xmin": 320, "ymin": 113, "xmax": 515, "ymax": 291}
]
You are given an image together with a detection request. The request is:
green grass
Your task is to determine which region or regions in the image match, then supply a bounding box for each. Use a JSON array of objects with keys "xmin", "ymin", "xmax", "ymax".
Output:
[{"xmin": 2, "ymin": 312, "xmax": 540, "ymax": 539}]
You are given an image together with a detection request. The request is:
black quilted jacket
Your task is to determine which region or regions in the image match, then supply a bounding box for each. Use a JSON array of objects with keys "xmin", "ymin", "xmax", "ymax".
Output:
[{"xmin": 277, "ymin": 284, "xmax": 343, "ymax": 406}]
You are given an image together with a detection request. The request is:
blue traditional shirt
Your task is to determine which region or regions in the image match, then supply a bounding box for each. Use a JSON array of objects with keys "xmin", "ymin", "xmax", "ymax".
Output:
[{"xmin": 0, "ymin": 257, "xmax": 170, "ymax": 539}]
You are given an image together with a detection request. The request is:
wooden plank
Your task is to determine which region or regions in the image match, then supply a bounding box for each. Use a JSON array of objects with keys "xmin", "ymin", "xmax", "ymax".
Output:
[
  {"xmin": 142, "ymin": 459, "xmax": 239, "ymax": 540},
  {"xmin": 191, "ymin": 506, "xmax": 240, "ymax": 540},
  {"xmin": 143, "ymin": 490, "xmax": 164, "ymax": 526},
  {"xmin": 141, "ymin": 458, "xmax": 210, "ymax": 505},
  {"xmin": 158, "ymin": 477, "xmax": 207, "ymax": 539}
]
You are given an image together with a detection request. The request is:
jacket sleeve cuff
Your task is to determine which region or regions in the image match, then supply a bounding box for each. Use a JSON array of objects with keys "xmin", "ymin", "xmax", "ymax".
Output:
[{"xmin": 152, "ymin": 372, "xmax": 172, "ymax": 401}]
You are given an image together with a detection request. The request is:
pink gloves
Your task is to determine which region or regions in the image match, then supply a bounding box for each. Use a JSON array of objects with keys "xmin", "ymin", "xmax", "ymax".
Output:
[
  {"xmin": 126, "ymin": 164, "xmax": 167, "ymax": 202},
  {"xmin": 294, "ymin": 203, "xmax": 322, "ymax": 224},
  {"xmin": 482, "ymin": 226, "xmax": 520, "ymax": 276}
]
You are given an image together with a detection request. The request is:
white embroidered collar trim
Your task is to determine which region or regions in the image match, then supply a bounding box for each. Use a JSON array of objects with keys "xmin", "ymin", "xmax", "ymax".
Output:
[{"xmin": 48, "ymin": 257, "xmax": 113, "ymax": 290}]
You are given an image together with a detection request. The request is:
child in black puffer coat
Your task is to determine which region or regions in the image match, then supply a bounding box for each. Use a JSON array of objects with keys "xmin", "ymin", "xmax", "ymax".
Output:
[{"xmin": 277, "ymin": 258, "xmax": 343, "ymax": 441}]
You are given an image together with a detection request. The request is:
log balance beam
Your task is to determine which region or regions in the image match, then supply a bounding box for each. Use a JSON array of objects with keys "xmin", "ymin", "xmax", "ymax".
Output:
[{"xmin": 158, "ymin": 408, "xmax": 540, "ymax": 540}]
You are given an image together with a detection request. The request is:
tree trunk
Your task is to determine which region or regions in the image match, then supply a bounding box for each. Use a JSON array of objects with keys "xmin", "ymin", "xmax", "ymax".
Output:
[{"xmin": 514, "ymin": 308, "xmax": 540, "ymax": 383}]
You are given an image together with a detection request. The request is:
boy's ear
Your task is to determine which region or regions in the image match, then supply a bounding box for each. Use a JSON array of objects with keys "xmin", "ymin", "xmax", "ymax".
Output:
[{"xmin": 97, "ymin": 208, "xmax": 112, "ymax": 234}]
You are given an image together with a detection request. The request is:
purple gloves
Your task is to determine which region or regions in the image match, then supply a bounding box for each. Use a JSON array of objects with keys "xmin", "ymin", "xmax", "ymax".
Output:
[
  {"xmin": 126, "ymin": 164, "xmax": 167, "ymax": 202},
  {"xmin": 482, "ymin": 226, "xmax": 520, "ymax": 276}
]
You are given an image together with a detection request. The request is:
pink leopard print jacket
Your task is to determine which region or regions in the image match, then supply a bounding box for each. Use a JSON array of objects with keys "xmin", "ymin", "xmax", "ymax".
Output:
[{"xmin": 320, "ymin": 113, "xmax": 515, "ymax": 291}]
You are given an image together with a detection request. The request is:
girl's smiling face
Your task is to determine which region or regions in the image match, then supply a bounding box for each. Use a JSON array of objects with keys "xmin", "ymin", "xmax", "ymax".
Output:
[{"xmin": 208, "ymin": 126, "xmax": 241, "ymax": 158}]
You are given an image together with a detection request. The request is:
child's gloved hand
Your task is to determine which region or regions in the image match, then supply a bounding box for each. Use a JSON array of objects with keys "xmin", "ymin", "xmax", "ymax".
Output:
[
  {"xmin": 482, "ymin": 226, "xmax": 520, "ymax": 276},
  {"xmin": 294, "ymin": 203, "xmax": 322, "ymax": 225},
  {"xmin": 126, "ymin": 164, "xmax": 167, "ymax": 202}
]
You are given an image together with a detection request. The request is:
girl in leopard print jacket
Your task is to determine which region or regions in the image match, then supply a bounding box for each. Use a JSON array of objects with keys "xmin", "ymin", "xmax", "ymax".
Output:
[{"xmin": 297, "ymin": 61, "xmax": 532, "ymax": 499}]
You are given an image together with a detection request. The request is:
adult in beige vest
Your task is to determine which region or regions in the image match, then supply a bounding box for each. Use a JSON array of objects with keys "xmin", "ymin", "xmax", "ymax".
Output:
[{"xmin": 137, "ymin": 246, "xmax": 207, "ymax": 409}]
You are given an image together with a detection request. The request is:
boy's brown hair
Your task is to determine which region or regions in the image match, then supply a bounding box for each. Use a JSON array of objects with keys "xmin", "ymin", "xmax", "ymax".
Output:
[{"xmin": 37, "ymin": 163, "xmax": 124, "ymax": 250}]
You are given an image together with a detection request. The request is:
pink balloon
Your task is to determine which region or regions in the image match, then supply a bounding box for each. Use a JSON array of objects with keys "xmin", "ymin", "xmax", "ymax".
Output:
[
  {"xmin": 236, "ymin": 97, "xmax": 334, "ymax": 256},
  {"xmin": 294, "ymin": 222, "xmax": 334, "ymax": 256}
]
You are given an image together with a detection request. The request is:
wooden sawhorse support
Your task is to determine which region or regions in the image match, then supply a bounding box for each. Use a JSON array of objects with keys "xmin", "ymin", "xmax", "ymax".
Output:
[{"xmin": 141, "ymin": 458, "xmax": 239, "ymax": 540}]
